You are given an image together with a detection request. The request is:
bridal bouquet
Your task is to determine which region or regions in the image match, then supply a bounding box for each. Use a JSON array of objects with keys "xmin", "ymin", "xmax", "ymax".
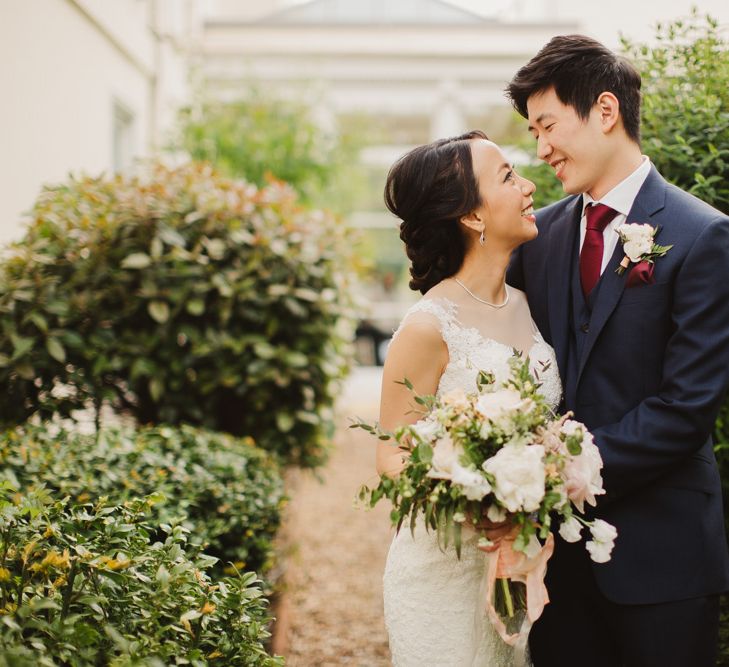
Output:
[{"xmin": 356, "ymin": 357, "xmax": 617, "ymax": 646}]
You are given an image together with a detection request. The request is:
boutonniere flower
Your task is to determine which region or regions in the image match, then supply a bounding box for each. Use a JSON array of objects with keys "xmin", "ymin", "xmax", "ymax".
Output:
[{"xmin": 615, "ymin": 223, "xmax": 673, "ymax": 276}]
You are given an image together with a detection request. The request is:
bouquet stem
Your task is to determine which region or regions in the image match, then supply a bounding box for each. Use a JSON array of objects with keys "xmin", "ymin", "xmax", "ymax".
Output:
[{"xmin": 499, "ymin": 577, "xmax": 514, "ymax": 618}]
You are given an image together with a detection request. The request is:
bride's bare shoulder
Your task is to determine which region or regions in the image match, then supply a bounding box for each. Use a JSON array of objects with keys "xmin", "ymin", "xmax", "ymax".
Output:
[{"xmin": 422, "ymin": 280, "xmax": 460, "ymax": 302}]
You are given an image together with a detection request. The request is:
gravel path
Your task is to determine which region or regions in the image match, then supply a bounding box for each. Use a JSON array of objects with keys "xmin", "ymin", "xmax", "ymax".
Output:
[{"xmin": 277, "ymin": 368, "xmax": 393, "ymax": 666}]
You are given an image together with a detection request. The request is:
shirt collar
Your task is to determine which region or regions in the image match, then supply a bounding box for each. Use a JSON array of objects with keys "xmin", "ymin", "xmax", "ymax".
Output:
[{"xmin": 582, "ymin": 156, "xmax": 652, "ymax": 218}]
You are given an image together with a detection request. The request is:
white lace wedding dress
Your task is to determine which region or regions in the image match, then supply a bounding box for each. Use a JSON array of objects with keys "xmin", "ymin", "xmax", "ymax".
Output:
[{"xmin": 382, "ymin": 295, "xmax": 562, "ymax": 667}]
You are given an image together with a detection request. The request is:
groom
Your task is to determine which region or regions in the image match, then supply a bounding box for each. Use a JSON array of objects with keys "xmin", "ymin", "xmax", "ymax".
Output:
[{"xmin": 506, "ymin": 35, "xmax": 729, "ymax": 666}]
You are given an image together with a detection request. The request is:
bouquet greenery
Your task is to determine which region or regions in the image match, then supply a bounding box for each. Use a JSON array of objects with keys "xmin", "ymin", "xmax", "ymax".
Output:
[{"xmin": 357, "ymin": 357, "xmax": 616, "ymax": 645}]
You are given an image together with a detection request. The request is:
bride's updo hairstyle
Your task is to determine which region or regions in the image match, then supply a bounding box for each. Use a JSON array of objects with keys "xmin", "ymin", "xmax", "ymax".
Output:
[{"xmin": 384, "ymin": 130, "xmax": 487, "ymax": 294}]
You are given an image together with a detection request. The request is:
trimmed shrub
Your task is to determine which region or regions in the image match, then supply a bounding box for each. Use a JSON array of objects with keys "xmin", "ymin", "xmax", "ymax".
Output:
[
  {"xmin": 0, "ymin": 423, "xmax": 284, "ymax": 579},
  {"xmin": 0, "ymin": 162, "xmax": 356, "ymax": 467},
  {"xmin": 0, "ymin": 486, "xmax": 282, "ymax": 666}
]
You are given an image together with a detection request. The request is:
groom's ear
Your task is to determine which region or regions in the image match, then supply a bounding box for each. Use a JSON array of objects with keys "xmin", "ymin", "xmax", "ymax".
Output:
[{"xmin": 597, "ymin": 92, "xmax": 620, "ymax": 134}]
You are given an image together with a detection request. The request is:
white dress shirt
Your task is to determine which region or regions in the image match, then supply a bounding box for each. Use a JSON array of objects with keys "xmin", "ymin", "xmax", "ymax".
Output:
[{"xmin": 580, "ymin": 156, "xmax": 652, "ymax": 274}]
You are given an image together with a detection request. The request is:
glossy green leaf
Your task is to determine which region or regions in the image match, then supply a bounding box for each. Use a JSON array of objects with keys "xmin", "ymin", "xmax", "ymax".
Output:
[{"xmin": 46, "ymin": 338, "xmax": 66, "ymax": 364}]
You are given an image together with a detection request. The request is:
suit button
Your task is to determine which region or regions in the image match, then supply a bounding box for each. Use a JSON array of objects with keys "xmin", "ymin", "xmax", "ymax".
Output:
[{"xmin": 580, "ymin": 323, "xmax": 590, "ymax": 333}]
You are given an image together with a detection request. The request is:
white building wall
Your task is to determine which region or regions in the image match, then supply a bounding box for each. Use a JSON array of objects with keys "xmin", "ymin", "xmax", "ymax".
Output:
[{"xmin": 0, "ymin": 0, "xmax": 196, "ymax": 245}]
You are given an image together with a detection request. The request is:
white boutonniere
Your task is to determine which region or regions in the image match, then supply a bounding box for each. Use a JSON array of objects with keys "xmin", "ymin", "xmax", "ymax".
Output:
[{"xmin": 615, "ymin": 223, "xmax": 673, "ymax": 275}]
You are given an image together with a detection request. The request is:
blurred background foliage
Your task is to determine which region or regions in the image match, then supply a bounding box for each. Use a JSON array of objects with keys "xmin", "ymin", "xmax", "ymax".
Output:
[
  {"xmin": 177, "ymin": 89, "xmax": 373, "ymax": 216},
  {"xmin": 622, "ymin": 9, "xmax": 729, "ymax": 215}
]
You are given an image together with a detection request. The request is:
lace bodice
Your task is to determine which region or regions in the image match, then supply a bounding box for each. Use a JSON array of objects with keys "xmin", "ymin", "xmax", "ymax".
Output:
[
  {"xmin": 391, "ymin": 297, "xmax": 562, "ymax": 411},
  {"xmin": 383, "ymin": 296, "xmax": 561, "ymax": 666}
]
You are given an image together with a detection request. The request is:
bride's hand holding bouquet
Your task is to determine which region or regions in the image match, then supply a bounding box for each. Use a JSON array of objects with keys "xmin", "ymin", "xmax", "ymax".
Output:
[{"xmin": 356, "ymin": 357, "xmax": 617, "ymax": 646}]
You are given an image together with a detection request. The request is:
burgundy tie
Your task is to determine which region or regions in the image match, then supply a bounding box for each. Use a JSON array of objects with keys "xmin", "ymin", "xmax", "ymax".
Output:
[{"xmin": 580, "ymin": 203, "xmax": 618, "ymax": 297}]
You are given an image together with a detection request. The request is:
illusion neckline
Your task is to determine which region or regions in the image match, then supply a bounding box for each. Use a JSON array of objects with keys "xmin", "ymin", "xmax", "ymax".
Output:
[{"xmin": 420, "ymin": 296, "xmax": 545, "ymax": 360}]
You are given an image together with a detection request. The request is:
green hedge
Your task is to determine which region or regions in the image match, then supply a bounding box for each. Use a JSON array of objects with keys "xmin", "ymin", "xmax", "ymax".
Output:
[
  {"xmin": 0, "ymin": 486, "xmax": 282, "ymax": 666},
  {"xmin": 0, "ymin": 162, "xmax": 355, "ymax": 467},
  {"xmin": 622, "ymin": 10, "xmax": 729, "ymax": 216},
  {"xmin": 0, "ymin": 423, "xmax": 283, "ymax": 579}
]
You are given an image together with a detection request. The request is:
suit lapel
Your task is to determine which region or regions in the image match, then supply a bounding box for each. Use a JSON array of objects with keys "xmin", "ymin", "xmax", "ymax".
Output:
[
  {"xmin": 575, "ymin": 167, "xmax": 668, "ymax": 383},
  {"xmin": 547, "ymin": 197, "xmax": 582, "ymax": 379}
]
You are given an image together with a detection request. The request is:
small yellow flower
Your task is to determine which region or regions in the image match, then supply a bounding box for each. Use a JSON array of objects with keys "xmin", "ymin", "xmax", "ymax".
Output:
[
  {"xmin": 76, "ymin": 492, "xmax": 91, "ymax": 503},
  {"xmin": 31, "ymin": 549, "xmax": 71, "ymax": 573},
  {"xmin": 0, "ymin": 602, "xmax": 17, "ymax": 615},
  {"xmin": 200, "ymin": 602, "xmax": 216, "ymax": 614},
  {"xmin": 22, "ymin": 540, "xmax": 38, "ymax": 564},
  {"xmin": 43, "ymin": 525, "xmax": 55, "ymax": 539},
  {"xmin": 0, "ymin": 567, "xmax": 11, "ymax": 582},
  {"xmin": 98, "ymin": 555, "xmax": 131, "ymax": 571},
  {"xmin": 207, "ymin": 651, "xmax": 223, "ymax": 659}
]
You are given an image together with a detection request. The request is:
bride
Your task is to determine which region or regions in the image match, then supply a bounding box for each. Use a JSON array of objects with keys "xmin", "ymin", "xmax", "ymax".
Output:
[{"xmin": 378, "ymin": 130, "xmax": 562, "ymax": 666}]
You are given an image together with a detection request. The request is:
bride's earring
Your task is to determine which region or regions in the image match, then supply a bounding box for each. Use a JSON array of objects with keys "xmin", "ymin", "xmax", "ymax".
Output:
[{"xmin": 479, "ymin": 230, "xmax": 485, "ymax": 246}]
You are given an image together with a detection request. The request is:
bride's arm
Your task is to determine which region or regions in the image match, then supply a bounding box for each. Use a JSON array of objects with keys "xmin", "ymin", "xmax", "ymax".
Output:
[{"xmin": 376, "ymin": 322, "xmax": 448, "ymax": 477}]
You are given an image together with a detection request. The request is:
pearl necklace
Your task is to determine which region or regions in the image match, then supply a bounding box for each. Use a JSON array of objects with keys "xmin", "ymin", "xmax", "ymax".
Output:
[{"xmin": 453, "ymin": 278, "xmax": 510, "ymax": 309}]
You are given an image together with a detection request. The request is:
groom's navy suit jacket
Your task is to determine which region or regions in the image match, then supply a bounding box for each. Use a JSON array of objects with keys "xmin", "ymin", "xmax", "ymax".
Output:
[{"xmin": 508, "ymin": 166, "xmax": 729, "ymax": 604}]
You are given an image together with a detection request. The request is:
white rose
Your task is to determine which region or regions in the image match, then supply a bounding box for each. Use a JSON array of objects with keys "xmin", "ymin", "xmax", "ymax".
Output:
[
  {"xmin": 635, "ymin": 223, "xmax": 655, "ymax": 239},
  {"xmin": 427, "ymin": 435, "xmax": 459, "ymax": 480},
  {"xmin": 617, "ymin": 222, "xmax": 654, "ymax": 241},
  {"xmin": 486, "ymin": 504, "xmax": 507, "ymax": 523},
  {"xmin": 475, "ymin": 389, "xmax": 529, "ymax": 422},
  {"xmin": 623, "ymin": 238, "xmax": 653, "ymax": 262},
  {"xmin": 558, "ymin": 516, "xmax": 583, "ymax": 543},
  {"xmin": 411, "ymin": 417, "xmax": 441, "ymax": 443},
  {"xmin": 617, "ymin": 223, "xmax": 655, "ymax": 262},
  {"xmin": 452, "ymin": 461, "xmax": 492, "ymax": 501},
  {"xmin": 483, "ymin": 444, "xmax": 546, "ymax": 513}
]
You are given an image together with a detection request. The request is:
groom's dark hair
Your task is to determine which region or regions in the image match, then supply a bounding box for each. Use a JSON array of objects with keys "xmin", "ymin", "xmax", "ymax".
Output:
[{"xmin": 506, "ymin": 34, "xmax": 642, "ymax": 144}]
